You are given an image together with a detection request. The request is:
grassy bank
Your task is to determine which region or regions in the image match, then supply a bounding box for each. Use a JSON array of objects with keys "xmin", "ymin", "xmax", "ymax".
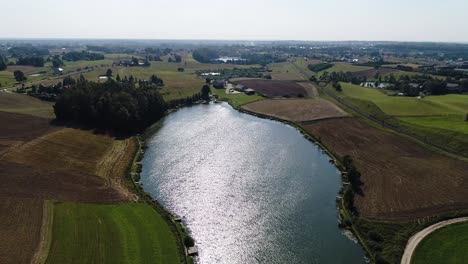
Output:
[
  {"xmin": 45, "ymin": 202, "xmax": 181, "ymax": 264},
  {"xmin": 129, "ymin": 136, "xmax": 193, "ymax": 264},
  {"xmin": 412, "ymin": 221, "xmax": 468, "ymax": 264}
]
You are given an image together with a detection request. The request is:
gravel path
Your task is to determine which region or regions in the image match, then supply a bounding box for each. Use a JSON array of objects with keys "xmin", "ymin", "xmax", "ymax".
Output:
[{"xmin": 401, "ymin": 217, "xmax": 468, "ymax": 264}]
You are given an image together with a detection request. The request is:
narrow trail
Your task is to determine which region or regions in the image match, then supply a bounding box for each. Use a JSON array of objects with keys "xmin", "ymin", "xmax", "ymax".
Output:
[{"xmin": 400, "ymin": 217, "xmax": 468, "ymax": 264}]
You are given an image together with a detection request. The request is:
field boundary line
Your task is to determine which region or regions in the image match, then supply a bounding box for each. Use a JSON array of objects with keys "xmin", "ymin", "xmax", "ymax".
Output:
[
  {"xmin": 31, "ymin": 200, "xmax": 55, "ymax": 264},
  {"xmin": 401, "ymin": 217, "xmax": 468, "ymax": 264}
]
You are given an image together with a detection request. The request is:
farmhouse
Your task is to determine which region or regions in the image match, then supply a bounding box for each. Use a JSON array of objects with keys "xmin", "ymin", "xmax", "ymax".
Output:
[
  {"xmin": 235, "ymin": 84, "xmax": 246, "ymax": 92},
  {"xmin": 213, "ymin": 79, "xmax": 226, "ymax": 89}
]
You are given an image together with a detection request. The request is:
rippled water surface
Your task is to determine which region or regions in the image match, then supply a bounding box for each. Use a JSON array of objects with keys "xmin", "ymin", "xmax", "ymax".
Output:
[{"xmin": 141, "ymin": 103, "xmax": 365, "ymax": 264}]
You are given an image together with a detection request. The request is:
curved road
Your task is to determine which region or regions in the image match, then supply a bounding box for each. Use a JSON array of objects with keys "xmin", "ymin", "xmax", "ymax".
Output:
[{"xmin": 401, "ymin": 217, "xmax": 468, "ymax": 264}]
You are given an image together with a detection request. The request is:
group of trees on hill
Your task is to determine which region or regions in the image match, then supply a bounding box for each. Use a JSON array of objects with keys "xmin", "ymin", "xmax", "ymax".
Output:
[
  {"xmin": 54, "ymin": 79, "xmax": 168, "ymax": 133},
  {"xmin": 17, "ymin": 56, "xmax": 45, "ymax": 67},
  {"xmin": 62, "ymin": 51, "xmax": 104, "ymax": 61},
  {"xmin": 192, "ymin": 48, "xmax": 219, "ymax": 63}
]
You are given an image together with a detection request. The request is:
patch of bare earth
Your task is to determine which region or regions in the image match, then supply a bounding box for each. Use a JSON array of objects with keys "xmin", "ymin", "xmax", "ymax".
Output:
[
  {"xmin": 242, "ymin": 98, "xmax": 348, "ymax": 122},
  {"xmin": 302, "ymin": 117, "xmax": 468, "ymax": 221}
]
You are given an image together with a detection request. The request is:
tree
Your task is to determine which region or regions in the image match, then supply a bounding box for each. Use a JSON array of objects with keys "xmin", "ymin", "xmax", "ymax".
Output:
[
  {"xmin": 106, "ymin": 68, "xmax": 113, "ymax": 77},
  {"xmin": 205, "ymin": 78, "xmax": 211, "ymax": 84},
  {"xmin": 13, "ymin": 70, "xmax": 27, "ymax": 82},
  {"xmin": 465, "ymin": 113, "xmax": 468, "ymax": 122},
  {"xmin": 116, "ymin": 74, "xmax": 121, "ymax": 82},
  {"xmin": 52, "ymin": 55, "xmax": 64, "ymax": 68},
  {"xmin": 0, "ymin": 56, "xmax": 6, "ymax": 71},
  {"xmin": 201, "ymin": 84, "xmax": 211, "ymax": 101}
]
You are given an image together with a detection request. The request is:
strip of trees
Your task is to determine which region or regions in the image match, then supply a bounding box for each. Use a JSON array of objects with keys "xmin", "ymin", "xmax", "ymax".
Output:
[{"xmin": 62, "ymin": 51, "xmax": 104, "ymax": 61}]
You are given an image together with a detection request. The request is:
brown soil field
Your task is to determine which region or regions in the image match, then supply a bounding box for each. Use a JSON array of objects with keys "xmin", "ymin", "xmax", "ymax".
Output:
[
  {"xmin": 236, "ymin": 80, "xmax": 307, "ymax": 98},
  {"xmin": 302, "ymin": 117, "xmax": 468, "ymax": 221},
  {"xmin": 0, "ymin": 111, "xmax": 137, "ymax": 263},
  {"xmin": 242, "ymin": 99, "xmax": 348, "ymax": 122},
  {"xmin": 350, "ymin": 68, "xmax": 398, "ymax": 78},
  {"xmin": 0, "ymin": 111, "xmax": 57, "ymax": 156}
]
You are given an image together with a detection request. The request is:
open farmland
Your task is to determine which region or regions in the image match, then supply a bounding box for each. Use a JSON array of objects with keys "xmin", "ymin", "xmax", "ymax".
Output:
[
  {"xmin": 329, "ymin": 83, "xmax": 468, "ymax": 156},
  {"xmin": 241, "ymin": 98, "xmax": 348, "ymax": 122},
  {"xmin": 45, "ymin": 202, "xmax": 181, "ymax": 264},
  {"xmin": 236, "ymin": 80, "xmax": 307, "ymax": 98},
  {"xmin": 318, "ymin": 62, "xmax": 373, "ymax": 76},
  {"xmin": 302, "ymin": 117, "xmax": 468, "ymax": 221},
  {"xmin": 349, "ymin": 67, "xmax": 398, "ymax": 78},
  {"xmin": 268, "ymin": 61, "xmax": 307, "ymax": 80},
  {"xmin": 0, "ymin": 94, "xmax": 146, "ymax": 263}
]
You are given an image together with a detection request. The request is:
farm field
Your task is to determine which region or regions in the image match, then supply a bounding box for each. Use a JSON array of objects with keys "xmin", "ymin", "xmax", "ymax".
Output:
[
  {"xmin": 318, "ymin": 62, "xmax": 373, "ymax": 75},
  {"xmin": 241, "ymin": 98, "xmax": 348, "ymax": 122},
  {"xmin": 268, "ymin": 61, "xmax": 307, "ymax": 80},
  {"xmin": 0, "ymin": 94, "xmax": 154, "ymax": 263},
  {"xmin": 329, "ymin": 82, "xmax": 468, "ymax": 156},
  {"xmin": 412, "ymin": 221, "xmax": 468, "ymax": 264},
  {"xmin": 302, "ymin": 117, "xmax": 468, "ymax": 221},
  {"xmin": 46, "ymin": 202, "xmax": 181, "ymax": 264},
  {"xmin": 0, "ymin": 92, "xmax": 54, "ymax": 118},
  {"xmin": 236, "ymin": 79, "xmax": 307, "ymax": 98}
]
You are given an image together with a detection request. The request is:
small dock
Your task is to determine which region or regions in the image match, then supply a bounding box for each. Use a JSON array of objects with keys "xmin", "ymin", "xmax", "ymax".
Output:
[{"xmin": 187, "ymin": 246, "xmax": 199, "ymax": 256}]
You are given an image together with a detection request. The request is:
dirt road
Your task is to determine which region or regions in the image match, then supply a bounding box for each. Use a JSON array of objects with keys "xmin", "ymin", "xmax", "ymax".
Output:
[{"xmin": 401, "ymin": 217, "xmax": 468, "ymax": 264}]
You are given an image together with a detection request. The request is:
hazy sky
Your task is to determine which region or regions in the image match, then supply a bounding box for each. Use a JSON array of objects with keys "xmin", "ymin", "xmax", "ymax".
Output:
[{"xmin": 2, "ymin": 0, "xmax": 468, "ymax": 42}]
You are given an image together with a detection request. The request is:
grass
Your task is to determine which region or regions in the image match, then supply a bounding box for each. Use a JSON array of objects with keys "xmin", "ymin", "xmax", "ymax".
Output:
[
  {"xmin": 211, "ymin": 88, "xmax": 264, "ymax": 108},
  {"xmin": 268, "ymin": 61, "xmax": 306, "ymax": 80},
  {"xmin": 412, "ymin": 221, "xmax": 468, "ymax": 264},
  {"xmin": 46, "ymin": 202, "xmax": 181, "ymax": 264},
  {"xmin": 319, "ymin": 62, "xmax": 372, "ymax": 76},
  {"xmin": 335, "ymin": 83, "xmax": 468, "ymax": 116},
  {"xmin": 0, "ymin": 92, "xmax": 54, "ymax": 118}
]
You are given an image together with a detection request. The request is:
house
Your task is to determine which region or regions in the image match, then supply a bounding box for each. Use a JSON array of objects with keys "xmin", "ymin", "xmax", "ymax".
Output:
[
  {"xmin": 234, "ymin": 84, "xmax": 246, "ymax": 92},
  {"xmin": 213, "ymin": 79, "xmax": 226, "ymax": 89},
  {"xmin": 53, "ymin": 68, "xmax": 63, "ymax": 75},
  {"xmin": 244, "ymin": 88, "xmax": 256, "ymax": 95}
]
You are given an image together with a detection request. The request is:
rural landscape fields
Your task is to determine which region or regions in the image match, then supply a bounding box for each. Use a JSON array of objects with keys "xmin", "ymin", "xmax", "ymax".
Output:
[{"xmin": 1, "ymin": 39, "xmax": 468, "ymax": 264}]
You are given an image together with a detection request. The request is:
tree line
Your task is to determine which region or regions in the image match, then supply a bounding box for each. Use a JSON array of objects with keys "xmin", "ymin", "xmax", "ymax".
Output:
[{"xmin": 62, "ymin": 51, "xmax": 105, "ymax": 61}]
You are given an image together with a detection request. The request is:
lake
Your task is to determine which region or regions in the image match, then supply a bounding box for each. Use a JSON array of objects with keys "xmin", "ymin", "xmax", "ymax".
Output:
[{"xmin": 141, "ymin": 103, "xmax": 365, "ymax": 263}]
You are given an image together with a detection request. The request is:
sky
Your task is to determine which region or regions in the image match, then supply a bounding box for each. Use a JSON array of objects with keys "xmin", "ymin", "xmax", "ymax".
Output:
[{"xmin": 2, "ymin": 0, "xmax": 468, "ymax": 42}]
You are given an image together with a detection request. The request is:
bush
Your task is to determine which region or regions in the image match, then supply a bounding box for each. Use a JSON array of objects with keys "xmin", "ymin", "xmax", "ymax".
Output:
[{"xmin": 184, "ymin": 236, "xmax": 195, "ymax": 247}]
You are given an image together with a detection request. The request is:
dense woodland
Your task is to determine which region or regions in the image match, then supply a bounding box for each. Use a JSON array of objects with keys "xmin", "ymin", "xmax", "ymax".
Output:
[
  {"xmin": 16, "ymin": 56, "xmax": 45, "ymax": 67},
  {"xmin": 54, "ymin": 79, "xmax": 168, "ymax": 133},
  {"xmin": 62, "ymin": 51, "xmax": 104, "ymax": 61}
]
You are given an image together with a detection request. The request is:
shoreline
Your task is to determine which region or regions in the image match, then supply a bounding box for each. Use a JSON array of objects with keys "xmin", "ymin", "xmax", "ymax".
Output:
[{"xmin": 127, "ymin": 134, "xmax": 193, "ymax": 264}]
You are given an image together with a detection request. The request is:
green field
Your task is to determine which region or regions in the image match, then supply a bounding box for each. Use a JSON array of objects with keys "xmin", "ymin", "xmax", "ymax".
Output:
[
  {"xmin": 46, "ymin": 202, "xmax": 181, "ymax": 264},
  {"xmin": 268, "ymin": 61, "xmax": 307, "ymax": 80},
  {"xmin": 329, "ymin": 82, "xmax": 468, "ymax": 156},
  {"xmin": 319, "ymin": 62, "xmax": 372, "ymax": 76},
  {"xmin": 412, "ymin": 222, "xmax": 468, "ymax": 264}
]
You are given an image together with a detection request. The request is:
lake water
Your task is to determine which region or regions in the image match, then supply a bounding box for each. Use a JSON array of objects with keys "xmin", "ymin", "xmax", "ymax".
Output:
[{"xmin": 141, "ymin": 103, "xmax": 365, "ymax": 264}]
